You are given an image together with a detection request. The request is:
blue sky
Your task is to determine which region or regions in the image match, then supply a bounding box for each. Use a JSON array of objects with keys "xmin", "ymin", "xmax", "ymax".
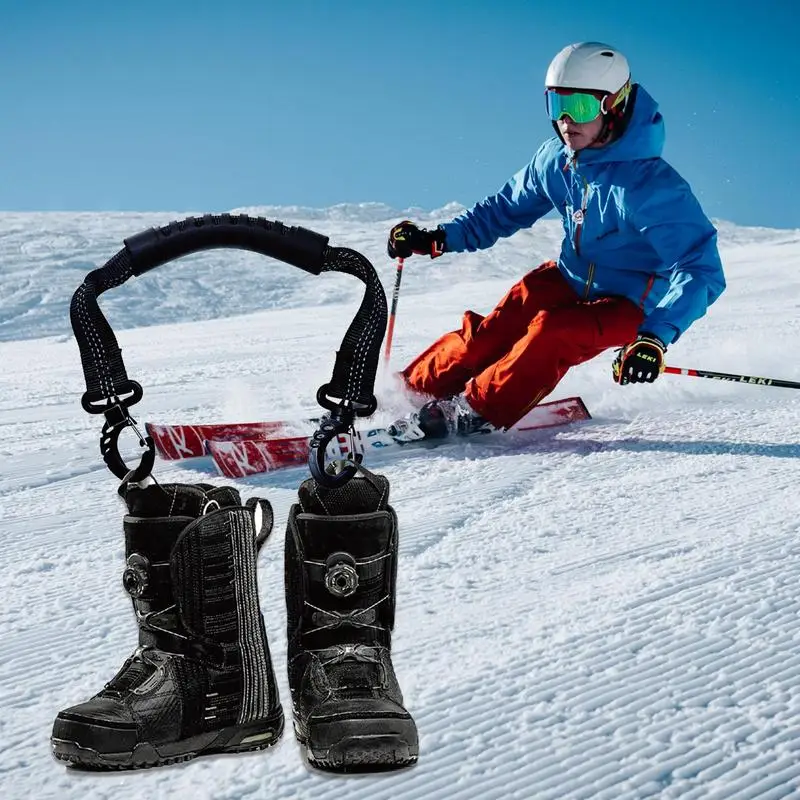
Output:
[{"xmin": 2, "ymin": 0, "xmax": 798, "ymax": 228}]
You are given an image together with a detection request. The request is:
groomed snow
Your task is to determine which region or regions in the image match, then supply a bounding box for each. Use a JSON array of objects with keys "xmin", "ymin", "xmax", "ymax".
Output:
[{"xmin": 2, "ymin": 206, "xmax": 800, "ymax": 799}]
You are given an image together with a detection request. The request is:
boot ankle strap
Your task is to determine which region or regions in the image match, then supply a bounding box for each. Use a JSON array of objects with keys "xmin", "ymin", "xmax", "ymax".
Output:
[{"xmin": 137, "ymin": 623, "xmax": 238, "ymax": 668}]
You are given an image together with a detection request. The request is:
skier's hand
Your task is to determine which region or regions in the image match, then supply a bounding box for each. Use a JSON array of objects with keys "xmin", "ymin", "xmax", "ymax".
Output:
[
  {"xmin": 387, "ymin": 221, "xmax": 446, "ymax": 259},
  {"xmin": 612, "ymin": 334, "xmax": 666, "ymax": 385}
]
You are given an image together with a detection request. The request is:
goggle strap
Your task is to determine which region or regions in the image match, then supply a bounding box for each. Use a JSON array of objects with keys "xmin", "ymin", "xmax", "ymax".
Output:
[{"xmin": 607, "ymin": 81, "xmax": 631, "ymax": 113}]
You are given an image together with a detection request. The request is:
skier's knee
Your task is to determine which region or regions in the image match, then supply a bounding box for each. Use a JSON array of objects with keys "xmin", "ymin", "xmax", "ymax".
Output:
[{"xmin": 530, "ymin": 307, "xmax": 583, "ymax": 341}]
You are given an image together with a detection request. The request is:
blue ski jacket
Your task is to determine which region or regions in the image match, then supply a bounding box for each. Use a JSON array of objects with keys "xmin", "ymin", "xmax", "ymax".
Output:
[{"xmin": 440, "ymin": 85, "xmax": 725, "ymax": 345}]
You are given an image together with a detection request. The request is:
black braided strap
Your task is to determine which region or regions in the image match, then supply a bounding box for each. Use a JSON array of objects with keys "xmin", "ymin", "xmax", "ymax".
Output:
[
  {"xmin": 318, "ymin": 247, "xmax": 387, "ymax": 415},
  {"xmin": 71, "ymin": 248, "xmax": 139, "ymax": 413},
  {"xmin": 71, "ymin": 215, "xmax": 329, "ymax": 411},
  {"xmin": 69, "ymin": 214, "xmax": 387, "ymax": 483}
]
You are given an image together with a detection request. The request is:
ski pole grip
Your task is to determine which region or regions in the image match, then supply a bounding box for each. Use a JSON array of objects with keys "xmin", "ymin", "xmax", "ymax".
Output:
[{"xmin": 124, "ymin": 214, "xmax": 329, "ymax": 276}]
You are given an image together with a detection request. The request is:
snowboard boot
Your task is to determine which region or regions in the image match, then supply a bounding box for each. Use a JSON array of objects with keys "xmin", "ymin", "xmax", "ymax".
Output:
[
  {"xmin": 388, "ymin": 394, "xmax": 493, "ymax": 442},
  {"xmin": 285, "ymin": 468, "xmax": 418, "ymax": 772},
  {"xmin": 51, "ymin": 482, "xmax": 284, "ymax": 770}
]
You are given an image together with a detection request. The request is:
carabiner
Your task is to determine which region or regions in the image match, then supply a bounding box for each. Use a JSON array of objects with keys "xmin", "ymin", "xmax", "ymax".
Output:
[
  {"xmin": 100, "ymin": 408, "xmax": 155, "ymax": 482},
  {"xmin": 307, "ymin": 414, "xmax": 361, "ymax": 488}
]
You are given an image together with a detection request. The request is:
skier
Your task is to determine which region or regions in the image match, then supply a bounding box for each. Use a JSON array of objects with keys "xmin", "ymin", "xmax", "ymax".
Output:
[{"xmin": 387, "ymin": 41, "xmax": 726, "ymax": 440}]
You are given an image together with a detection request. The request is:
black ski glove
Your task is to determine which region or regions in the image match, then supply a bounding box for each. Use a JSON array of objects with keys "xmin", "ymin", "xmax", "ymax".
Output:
[
  {"xmin": 387, "ymin": 220, "xmax": 446, "ymax": 259},
  {"xmin": 613, "ymin": 333, "xmax": 667, "ymax": 385}
]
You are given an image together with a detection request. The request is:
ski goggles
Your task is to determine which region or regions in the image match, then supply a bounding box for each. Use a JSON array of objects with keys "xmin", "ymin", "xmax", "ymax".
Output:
[
  {"xmin": 545, "ymin": 89, "xmax": 605, "ymax": 124},
  {"xmin": 545, "ymin": 83, "xmax": 631, "ymax": 124}
]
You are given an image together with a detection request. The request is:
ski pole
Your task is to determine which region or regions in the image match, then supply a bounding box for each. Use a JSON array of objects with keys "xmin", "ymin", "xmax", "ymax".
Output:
[
  {"xmin": 664, "ymin": 365, "xmax": 800, "ymax": 390},
  {"xmin": 383, "ymin": 257, "xmax": 404, "ymax": 367}
]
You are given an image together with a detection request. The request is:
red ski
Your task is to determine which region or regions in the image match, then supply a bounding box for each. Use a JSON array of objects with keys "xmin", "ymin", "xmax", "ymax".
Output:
[
  {"xmin": 145, "ymin": 420, "xmax": 297, "ymax": 460},
  {"xmin": 208, "ymin": 397, "xmax": 591, "ymax": 479}
]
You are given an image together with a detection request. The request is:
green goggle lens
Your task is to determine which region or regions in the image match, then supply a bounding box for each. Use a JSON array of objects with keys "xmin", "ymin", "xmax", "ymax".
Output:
[{"xmin": 545, "ymin": 90, "xmax": 603, "ymax": 124}]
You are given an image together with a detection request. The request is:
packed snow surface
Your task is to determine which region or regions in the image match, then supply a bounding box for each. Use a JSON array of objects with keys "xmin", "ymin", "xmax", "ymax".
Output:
[{"xmin": 2, "ymin": 205, "xmax": 800, "ymax": 799}]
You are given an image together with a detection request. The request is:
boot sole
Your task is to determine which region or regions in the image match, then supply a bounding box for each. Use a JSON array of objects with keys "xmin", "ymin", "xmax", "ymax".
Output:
[
  {"xmin": 295, "ymin": 717, "xmax": 419, "ymax": 773},
  {"xmin": 51, "ymin": 707, "xmax": 284, "ymax": 770}
]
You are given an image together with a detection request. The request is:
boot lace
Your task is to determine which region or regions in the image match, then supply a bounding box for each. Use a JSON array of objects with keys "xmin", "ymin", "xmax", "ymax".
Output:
[{"xmin": 304, "ymin": 595, "xmax": 390, "ymax": 635}]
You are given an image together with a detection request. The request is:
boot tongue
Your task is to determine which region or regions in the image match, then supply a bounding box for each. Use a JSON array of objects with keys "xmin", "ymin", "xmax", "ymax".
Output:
[
  {"xmin": 296, "ymin": 472, "xmax": 394, "ymax": 561},
  {"xmin": 298, "ymin": 472, "xmax": 390, "ymax": 516},
  {"xmin": 318, "ymin": 644, "xmax": 385, "ymax": 693}
]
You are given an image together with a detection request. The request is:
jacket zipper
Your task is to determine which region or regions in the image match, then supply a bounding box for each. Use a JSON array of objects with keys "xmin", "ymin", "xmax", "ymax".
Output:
[
  {"xmin": 583, "ymin": 262, "xmax": 595, "ymax": 300},
  {"xmin": 572, "ymin": 168, "xmax": 592, "ymax": 298}
]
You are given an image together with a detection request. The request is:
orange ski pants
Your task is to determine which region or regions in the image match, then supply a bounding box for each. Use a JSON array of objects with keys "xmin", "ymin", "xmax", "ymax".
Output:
[{"xmin": 402, "ymin": 262, "xmax": 644, "ymax": 429}]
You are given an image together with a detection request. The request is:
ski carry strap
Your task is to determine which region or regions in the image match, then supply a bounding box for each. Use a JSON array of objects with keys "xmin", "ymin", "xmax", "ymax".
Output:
[{"xmin": 70, "ymin": 214, "xmax": 386, "ymax": 487}]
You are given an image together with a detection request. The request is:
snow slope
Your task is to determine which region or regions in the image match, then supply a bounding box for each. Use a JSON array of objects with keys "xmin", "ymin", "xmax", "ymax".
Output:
[{"xmin": 2, "ymin": 206, "xmax": 800, "ymax": 800}]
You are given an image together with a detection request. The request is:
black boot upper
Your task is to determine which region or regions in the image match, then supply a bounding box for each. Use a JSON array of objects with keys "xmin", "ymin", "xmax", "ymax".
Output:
[
  {"xmin": 285, "ymin": 470, "xmax": 418, "ymax": 770},
  {"xmin": 52, "ymin": 482, "xmax": 283, "ymax": 769}
]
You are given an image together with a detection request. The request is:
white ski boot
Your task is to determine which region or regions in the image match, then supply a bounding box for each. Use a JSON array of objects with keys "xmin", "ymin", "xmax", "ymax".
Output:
[{"xmin": 388, "ymin": 396, "xmax": 493, "ymax": 442}]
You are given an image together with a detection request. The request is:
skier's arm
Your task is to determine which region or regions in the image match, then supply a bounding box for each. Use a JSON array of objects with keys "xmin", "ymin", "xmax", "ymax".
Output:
[
  {"xmin": 440, "ymin": 153, "xmax": 554, "ymax": 253},
  {"xmin": 631, "ymin": 174, "xmax": 726, "ymax": 346}
]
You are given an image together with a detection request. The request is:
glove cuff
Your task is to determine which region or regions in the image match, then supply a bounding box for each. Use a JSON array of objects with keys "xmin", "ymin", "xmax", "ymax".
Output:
[
  {"xmin": 430, "ymin": 228, "xmax": 447, "ymax": 259},
  {"xmin": 637, "ymin": 333, "xmax": 667, "ymax": 352}
]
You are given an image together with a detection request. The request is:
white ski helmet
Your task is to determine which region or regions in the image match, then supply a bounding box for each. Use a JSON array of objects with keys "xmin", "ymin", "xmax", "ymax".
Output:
[{"xmin": 545, "ymin": 42, "xmax": 630, "ymax": 95}]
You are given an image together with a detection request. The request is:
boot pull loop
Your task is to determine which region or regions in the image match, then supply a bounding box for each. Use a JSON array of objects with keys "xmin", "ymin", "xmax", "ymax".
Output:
[
  {"xmin": 352, "ymin": 462, "xmax": 389, "ymax": 502},
  {"xmin": 246, "ymin": 497, "xmax": 274, "ymax": 548},
  {"xmin": 307, "ymin": 433, "xmax": 393, "ymax": 493},
  {"xmin": 118, "ymin": 467, "xmax": 155, "ymax": 494},
  {"xmin": 308, "ymin": 459, "xmax": 389, "ymax": 504},
  {"xmin": 202, "ymin": 499, "xmax": 221, "ymax": 515}
]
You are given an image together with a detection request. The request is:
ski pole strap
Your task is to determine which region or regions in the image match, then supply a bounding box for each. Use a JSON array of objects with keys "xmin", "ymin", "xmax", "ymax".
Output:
[
  {"xmin": 664, "ymin": 366, "xmax": 800, "ymax": 390},
  {"xmin": 70, "ymin": 214, "xmax": 386, "ymax": 484}
]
